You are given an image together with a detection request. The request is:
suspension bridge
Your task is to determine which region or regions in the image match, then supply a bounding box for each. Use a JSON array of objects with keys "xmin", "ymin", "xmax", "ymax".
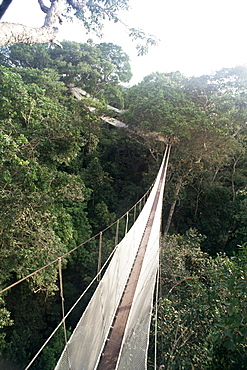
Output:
[{"xmin": 1, "ymin": 143, "xmax": 171, "ymax": 370}]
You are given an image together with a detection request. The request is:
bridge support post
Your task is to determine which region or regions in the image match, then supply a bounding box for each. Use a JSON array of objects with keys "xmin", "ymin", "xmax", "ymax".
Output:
[
  {"xmin": 115, "ymin": 219, "xmax": 119, "ymax": 246},
  {"xmin": 133, "ymin": 204, "xmax": 137, "ymax": 222},
  {"xmin": 97, "ymin": 232, "xmax": 103, "ymax": 281},
  {"xmin": 125, "ymin": 212, "xmax": 129, "ymax": 235}
]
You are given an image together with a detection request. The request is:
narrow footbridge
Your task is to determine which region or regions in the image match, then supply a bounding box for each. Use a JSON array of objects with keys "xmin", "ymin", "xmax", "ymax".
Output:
[
  {"xmin": 1, "ymin": 143, "xmax": 171, "ymax": 370},
  {"xmin": 55, "ymin": 144, "xmax": 171, "ymax": 370}
]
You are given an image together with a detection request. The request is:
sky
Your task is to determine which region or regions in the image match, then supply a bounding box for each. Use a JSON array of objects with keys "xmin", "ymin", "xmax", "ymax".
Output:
[{"xmin": 2, "ymin": 0, "xmax": 247, "ymax": 85}]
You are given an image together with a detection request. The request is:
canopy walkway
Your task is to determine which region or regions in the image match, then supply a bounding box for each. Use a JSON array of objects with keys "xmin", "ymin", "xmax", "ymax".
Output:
[
  {"xmin": 55, "ymin": 144, "xmax": 171, "ymax": 370},
  {"xmin": 1, "ymin": 143, "xmax": 171, "ymax": 370}
]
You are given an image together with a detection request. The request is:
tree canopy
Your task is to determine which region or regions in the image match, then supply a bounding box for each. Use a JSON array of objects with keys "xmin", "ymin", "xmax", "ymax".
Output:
[
  {"xmin": 0, "ymin": 40, "xmax": 132, "ymax": 107},
  {"xmin": 124, "ymin": 68, "xmax": 247, "ymax": 253}
]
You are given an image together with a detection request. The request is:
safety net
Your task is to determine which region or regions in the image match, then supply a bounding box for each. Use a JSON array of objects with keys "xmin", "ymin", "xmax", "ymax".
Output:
[
  {"xmin": 116, "ymin": 150, "xmax": 168, "ymax": 369},
  {"xmin": 55, "ymin": 146, "xmax": 170, "ymax": 370}
]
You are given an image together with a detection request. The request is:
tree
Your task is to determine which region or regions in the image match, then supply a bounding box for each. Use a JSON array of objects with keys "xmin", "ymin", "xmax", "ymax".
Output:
[
  {"xmin": 0, "ymin": 41, "xmax": 132, "ymax": 107},
  {"xmin": 0, "ymin": 0, "xmax": 157, "ymax": 53},
  {"xmin": 0, "ymin": 65, "xmax": 92, "ymax": 292},
  {"xmin": 123, "ymin": 68, "xmax": 247, "ymax": 255},
  {"xmin": 0, "ymin": 62, "xmax": 98, "ymax": 364},
  {"xmin": 168, "ymin": 68, "xmax": 247, "ymax": 253},
  {"xmin": 149, "ymin": 232, "xmax": 247, "ymax": 369},
  {"xmin": 125, "ymin": 71, "xmax": 216, "ymax": 142}
]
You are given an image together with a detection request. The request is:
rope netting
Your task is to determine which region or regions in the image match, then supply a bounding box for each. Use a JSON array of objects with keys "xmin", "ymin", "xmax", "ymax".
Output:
[
  {"xmin": 55, "ymin": 145, "xmax": 170, "ymax": 370},
  {"xmin": 116, "ymin": 145, "xmax": 170, "ymax": 370}
]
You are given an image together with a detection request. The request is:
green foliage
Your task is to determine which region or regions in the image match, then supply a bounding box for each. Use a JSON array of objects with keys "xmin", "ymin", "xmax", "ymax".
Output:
[
  {"xmin": 33, "ymin": 327, "xmax": 71, "ymax": 370},
  {"xmin": 196, "ymin": 186, "xmax": 234, "ymax": 253},
  {"xmin": 0, "ymin": 62, "xmax": 94, "ymax": 361},
  {"xmin": 0, "ymin": 41, "xmax": 132, "ymax": 107},
  {"xmin": 91, "ymin": 201, "xmax": 116, "ymax": 230},
  {"xmin": 150, "ymin": 233, "xmax": 247, "ymax": 369},
  {"xmin": 152, "ymin": 68, "xmax": 247, "ymax": 254},
  {"xmin": 124, "ymin": 71, "xmax": 204, "ymax": 137},
  {"xmin": 71, "ymin": 0, "xmax": 130, "ymax": 37},
  {"xmin": 231, "ymin": 189, "xmax": 247, "ymax": 245},
  {"xmin": 0, "ymin": 298, "xmax": 13, "ymax": 356},
  {"xmin": 207, "ymin": 245, "xmax": 247, "ymax": 368},
  {"xmin": 0, "ymin": 65, "xmax": 91, "ymax": 293}
]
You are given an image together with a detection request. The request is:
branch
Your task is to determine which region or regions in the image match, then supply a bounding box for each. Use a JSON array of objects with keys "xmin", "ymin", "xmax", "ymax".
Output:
[
  {"xmin": 37, "ymin": 0, "xmax": 49, "ymax": 13},
  {"xmin": 231, "ymin": 122, "xmax": 247, "ymax": 137},
  {"xmin": 43, "ymin": 0, "xmax": 67, "ymax": 27},
  {"xmin": 168, "ymin": 277, "xmax": 193, "ymax": 294},
  {"xmin": 0, "ymin": 0, "xmax": 12, "ymax": 19},
  {"xmin": 0, "ymin": 23, "xmax": 59, "ymax": 47},
  {"xmin": 67, "ymin": 0, "xmax": 87, "ymax": 10}
]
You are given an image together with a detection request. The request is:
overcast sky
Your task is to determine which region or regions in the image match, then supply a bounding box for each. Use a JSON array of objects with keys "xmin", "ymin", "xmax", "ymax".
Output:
[{"xmin": 2, "ymin": 0, "xmax": 247, "ymax": 84}]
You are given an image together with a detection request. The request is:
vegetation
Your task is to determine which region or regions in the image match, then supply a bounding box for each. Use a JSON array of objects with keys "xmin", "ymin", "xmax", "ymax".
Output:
[
  {"xmin": 0, "ymin": 42, "xmax": 246, "ymax": 369},
  {"xmin": 124, "ymin": 69, "xmax": 247, "ymax": 253},
  {"xmin": 148, "ymin": 232, "xmax": 247, "ymax": 369}
]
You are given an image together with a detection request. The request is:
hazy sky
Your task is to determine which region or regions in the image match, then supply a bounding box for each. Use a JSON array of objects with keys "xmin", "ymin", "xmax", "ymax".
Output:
[{"xmin": 2, "ymin": 0, "xmax": 247, "ymax": 84}]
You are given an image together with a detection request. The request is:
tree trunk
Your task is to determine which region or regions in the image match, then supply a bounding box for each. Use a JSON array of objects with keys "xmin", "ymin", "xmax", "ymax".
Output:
[
  {"xmin": 164, "ymin": 177, "xmax": 183, "ymax": 235},
  {"xmin": 0, "ymin": 23, "xmax": 59, "ymax": 46}
]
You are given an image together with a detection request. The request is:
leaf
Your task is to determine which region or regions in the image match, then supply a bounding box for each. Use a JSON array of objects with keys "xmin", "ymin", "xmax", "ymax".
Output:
[{"xmin": 223, "ymin": 340, "xmax": 235, "ymax": 351}]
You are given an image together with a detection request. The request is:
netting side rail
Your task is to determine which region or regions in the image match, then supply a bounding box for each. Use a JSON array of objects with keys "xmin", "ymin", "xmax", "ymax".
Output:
[
  {"xmin": 54, "ymin": 146, "xmax": 170, "ymax": 370},
  {"xmin": 116, "ymin": 145, "xmax": 171, "ymax": 369}
]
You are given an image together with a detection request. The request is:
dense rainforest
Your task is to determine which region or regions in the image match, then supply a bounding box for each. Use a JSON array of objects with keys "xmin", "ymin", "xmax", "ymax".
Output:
[{"xmin": 0, "ymin": 41, "xmax": 246, "ymax": 369}]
